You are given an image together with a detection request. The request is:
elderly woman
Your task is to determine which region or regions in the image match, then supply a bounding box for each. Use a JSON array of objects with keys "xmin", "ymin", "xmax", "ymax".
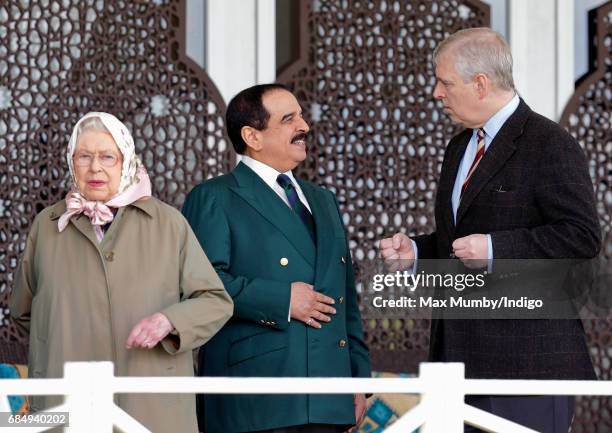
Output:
[{"xmin": 9, "ymin": 112, "xmax": 233, "ymax": 432}]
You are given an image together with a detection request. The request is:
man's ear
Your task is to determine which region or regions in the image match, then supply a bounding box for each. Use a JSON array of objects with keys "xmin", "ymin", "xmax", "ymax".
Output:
[
  {"xmin": 474, "ymin": 73, "xmax": 489, "ymax": 99},
  {"xmin": 241, "ymin": 126, "xmax": 262, "ymax": 152}
]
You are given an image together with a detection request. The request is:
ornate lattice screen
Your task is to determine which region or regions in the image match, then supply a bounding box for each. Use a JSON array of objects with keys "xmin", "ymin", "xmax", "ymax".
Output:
[
  {"xmin": 277, "ymin": 0, "xmax": 490, "ymax": 373},
  {"xmin": 560, "ymin": 2, "xmax": 612, "ymax": 431},
  {"xmin": 0, "ymin": 0, "xmax": 233, "ymax": 363}
]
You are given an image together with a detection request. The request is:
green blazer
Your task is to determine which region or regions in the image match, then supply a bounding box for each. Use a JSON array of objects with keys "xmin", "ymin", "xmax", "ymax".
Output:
[{"xmin": 183, "ymin": 162, "xmax": 371, "ymax": 433}]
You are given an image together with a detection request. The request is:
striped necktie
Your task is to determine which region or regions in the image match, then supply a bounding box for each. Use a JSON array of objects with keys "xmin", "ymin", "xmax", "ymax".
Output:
[
  {"xmin": 460, "ymin": 128, "xmax": 486, "ymax": 200},
  {"xmin": 276, "ymin": 174, "xmax": 316, "ymax": 243}
]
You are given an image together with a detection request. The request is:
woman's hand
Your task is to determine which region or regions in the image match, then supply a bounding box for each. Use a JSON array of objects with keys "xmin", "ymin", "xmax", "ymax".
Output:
[{"xmin": 126, "ymin": 312, "xmax": 174, "ymax": 349}]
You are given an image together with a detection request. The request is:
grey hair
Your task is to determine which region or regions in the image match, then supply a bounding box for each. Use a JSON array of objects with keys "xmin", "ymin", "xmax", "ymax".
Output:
[
  {"xmin": 77, "ymin": 116, "xmax": 110, "ymax": 138},
  {"xmin": 433, "ymin": 27, "xmax": 515, "ymax": 91}
]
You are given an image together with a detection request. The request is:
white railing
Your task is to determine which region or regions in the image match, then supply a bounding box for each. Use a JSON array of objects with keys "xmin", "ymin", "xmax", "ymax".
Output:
[{"xmin": 1, "ymin": 362, "xmax": 612, "ymax": 433}]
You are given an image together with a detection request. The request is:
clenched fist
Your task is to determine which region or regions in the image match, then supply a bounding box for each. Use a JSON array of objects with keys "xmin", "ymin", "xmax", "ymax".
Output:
[
  {"xmin": 379, "ymin": 233, "xmax": 415, "ymax": 271},
  {"xmin": 452, "ymin": 234, "xmax": 489, "ymax": 269}
]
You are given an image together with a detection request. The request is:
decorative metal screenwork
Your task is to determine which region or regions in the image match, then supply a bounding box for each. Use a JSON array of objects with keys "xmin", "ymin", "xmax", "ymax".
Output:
[
  {"xmin": 0, "ymin": 0, "xmax": 232, "ymax": 363},
  {"xmin": 277, "ymin": 0, "xmax": 490, "ymax": 372},
  {"xmin": 560, "ymin": 2, "xmax": 612, "ymax": 431}
]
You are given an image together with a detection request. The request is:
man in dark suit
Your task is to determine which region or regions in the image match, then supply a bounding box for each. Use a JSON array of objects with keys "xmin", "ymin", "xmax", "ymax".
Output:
[
  {"xmin": 183, "ymin": 84, "xmax": 371, "ymax": 433},
  {"xmin": 380, "ymin": 28, "xmax": 600, "ymax": 432}
]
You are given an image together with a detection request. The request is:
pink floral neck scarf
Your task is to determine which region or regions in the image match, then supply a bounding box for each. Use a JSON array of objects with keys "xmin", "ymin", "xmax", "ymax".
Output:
[{"xmin": 57, "ymin": 112, "xmax": 152, "ymax": 242}]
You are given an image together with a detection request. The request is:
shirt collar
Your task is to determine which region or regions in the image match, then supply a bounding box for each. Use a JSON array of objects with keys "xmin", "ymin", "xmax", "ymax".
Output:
[
  {"xmin": 480, "ymin": 93, "xmax": 520, "ymax": 140},
  {"xmin": 240, "ymin": 155, "xmax": 298, "ymax": 189}
]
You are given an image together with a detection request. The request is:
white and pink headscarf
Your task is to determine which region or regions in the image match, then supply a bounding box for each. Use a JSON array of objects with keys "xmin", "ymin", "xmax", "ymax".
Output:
[{"xmin": 58, "ymin": 112, "xmax": 152, "ymax": 242}]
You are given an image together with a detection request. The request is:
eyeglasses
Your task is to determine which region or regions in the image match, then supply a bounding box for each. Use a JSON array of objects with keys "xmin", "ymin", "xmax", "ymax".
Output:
[{"xmin": 73, "ymin": 152, "xmax": 121, "ymax": 167}]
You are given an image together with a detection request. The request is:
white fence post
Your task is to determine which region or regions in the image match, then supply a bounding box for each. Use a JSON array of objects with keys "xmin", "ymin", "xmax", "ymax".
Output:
[
  {"xmin": 3, "ymin": 361, "xmax": 612, "ymax": 432},
  {"xmin": 419, "ymin": 363, "xmax": 465, "ymax": 433},
  {"xmin": 0, "ymin": 395, "xmax": 10, "ymax": 413},
  {"xmin": 64, "ymin": 362, "xmax": 115, "ymax": 433}
]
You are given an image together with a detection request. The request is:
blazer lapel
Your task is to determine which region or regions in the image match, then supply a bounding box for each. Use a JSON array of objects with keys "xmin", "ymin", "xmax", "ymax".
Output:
[
  {"xmin": 456, "ymin": 99, "xmax": 530, "ymax": 225},
  {"xmin": 298, "ymin": 181, "xmax": 334, "ymax": 281},
  {"xmin": 440, "ymin": 131, "xmax": 470, "ymax": 233},
  {"xmin": 229, "ymin": 162, "xmax": 316, "ymax": 268}
]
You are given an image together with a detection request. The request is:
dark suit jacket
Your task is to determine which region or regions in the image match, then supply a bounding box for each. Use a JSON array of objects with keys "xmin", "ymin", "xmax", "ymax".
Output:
[
  {"xmin": 414, "ymin": 99, "xmax": 601, "ymax": 379},
  {"xmin": 182, "ymin": 162, "xmax": 371, "ymax": 433}
]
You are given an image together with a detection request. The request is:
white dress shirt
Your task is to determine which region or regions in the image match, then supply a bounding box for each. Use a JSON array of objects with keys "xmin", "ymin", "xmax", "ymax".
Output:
[{"xmin": 240, "ymin": 155, "xmax": 312, "ymax": 213}]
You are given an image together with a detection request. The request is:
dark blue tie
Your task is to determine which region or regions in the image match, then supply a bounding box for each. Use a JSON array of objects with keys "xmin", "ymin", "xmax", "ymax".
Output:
[{"xmin": 277, "ymin": 174, "xmax": 316, "ymax": 244}]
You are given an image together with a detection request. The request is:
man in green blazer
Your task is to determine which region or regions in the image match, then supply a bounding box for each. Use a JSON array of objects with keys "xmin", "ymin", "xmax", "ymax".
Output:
[{"xmin": 183, "ymin": 84, "xmax": 371, "ymax": 433}]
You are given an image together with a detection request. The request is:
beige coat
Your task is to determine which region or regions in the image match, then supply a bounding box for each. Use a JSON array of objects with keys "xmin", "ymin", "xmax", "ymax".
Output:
[{"xmin": 10, "ymin": 197, "xmax": 233, "ymax": 433}]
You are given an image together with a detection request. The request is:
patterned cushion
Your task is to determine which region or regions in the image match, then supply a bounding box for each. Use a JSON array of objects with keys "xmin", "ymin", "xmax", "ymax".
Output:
[
  {"xmin": 358, "ymin": 372, "xmax": 420, "ymax": 433},
  {"xmin": 0, "ymin": 364, "xmax": 28, "ymax": 413}
]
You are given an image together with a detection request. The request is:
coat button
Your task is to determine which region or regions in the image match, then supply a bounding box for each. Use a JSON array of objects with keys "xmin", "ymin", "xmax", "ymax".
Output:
[
  {"xmin": 340, "ymin": 256, "xmax": 346, "ymax": 264},
  {"xmin": 105, "ymin": 252, "xmax": 114, "ymax": 262},
  {"xmin": 338, "ymin": 339, "xmax": 347, "ymax": 348},
  {"xmin": 50, "ymin": 212, "xmax": 56, "ymax": 218},
  {"xmin": 280, "ymin": 257, "xmax": 289, "ymax": 266},
  {"xmin": 338, "ymin": 296, "xmax": 344, "ymax": 304}
]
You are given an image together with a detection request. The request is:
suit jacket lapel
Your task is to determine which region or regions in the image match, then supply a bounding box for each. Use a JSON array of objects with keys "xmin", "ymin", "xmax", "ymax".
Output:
[
  {"xmin": 440, "ymin": 131, "xmax": 470, "ymax": 233},
  {"xmin": 230, "ymin": 162, "xmax": 316, "ymax": 268},
  {"xmin": 456, "ymin": 99, "xmax": 530, "ymax": 225},
  {"xmin": 298, "ymin": 181, "xmax": 334, "ymax": 281}
]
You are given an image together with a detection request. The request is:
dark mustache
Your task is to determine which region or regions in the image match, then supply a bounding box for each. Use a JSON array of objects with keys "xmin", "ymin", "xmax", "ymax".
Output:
[{"xmin": 291, "ymin": 132, "xmax": 308, "ymax": 143}]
